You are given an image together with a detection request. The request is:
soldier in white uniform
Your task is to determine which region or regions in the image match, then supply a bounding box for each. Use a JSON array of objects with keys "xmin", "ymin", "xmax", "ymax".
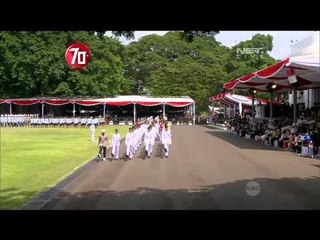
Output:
[
  {"xmin": 87, "ymin": 117, "xmax": 92, "ymax": 127},
  {"xmin": 161, "ymin": 124, "xmax": 172, "ymax": 158},
  {"xmin": 81, "ymin": 118, "xmax": 86, "ymax": 127},
  {"xmin": 51, "ymin": 117, "xmax": 55, "ymax": 127},
  {"xmin": 138, "ymin": 125, "xmax": 143, "ymax": 147},
  {"xmin": 144, "ymin": 125, "xmax": 154, "ymax": 158},
  {"xmin": 59, "ymin": 117, "xmax": 65, "ymax": 127},
  {"xmin": 89, "ymin": 124, "xmax": 95, "ymax": 142},
  {"xmin": 66, "ymin": 118, "xmax": 72, "ymax": 127},
  {"xmin": 93, "ymin": 117, "xmax": 99, "ymax": 126},
  {"xmin": 132, "ymin": 126, "xmax": 138, "ymax": 155},
  {"xmin": 40, "ymin": 118, "xmax": 45, "ymax": 128},
  {"xmin": 111, "ymin": 129, "xmax": 121, "ymax": 159},
  {"xmin": 30, "ymin": 118, "xmax": 34, "ymax": 127},
  {"xmin": 73, "ymin": 117, "xmax": 79, "ymax": 127},
  {"xmin": 1, "ymin": 115, "xmax": 5, "ymax": 127},
  {"xmin": 125, "ymin": 127, "xmax": 133, "ymax": 159},
  {"xmin": 44, "ymin": 118, "xmax": 49, "ymax": 127}
]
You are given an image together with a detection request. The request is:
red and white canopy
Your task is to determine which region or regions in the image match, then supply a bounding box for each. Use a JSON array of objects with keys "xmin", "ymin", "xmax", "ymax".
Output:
[
  {"xmin": 0, "ymin": 96, "xmax": 195, "ymax": 107},
  {"xmin": 224, "ymin": 33, "xmax": 320, "ymax": 92},
  {"xmin": 209, "ymin": 93, "xmax": 256, "ymax": 106},
  {"xmin": 209, "ymin": 93, "xmax": 281, "ymax": 106}
]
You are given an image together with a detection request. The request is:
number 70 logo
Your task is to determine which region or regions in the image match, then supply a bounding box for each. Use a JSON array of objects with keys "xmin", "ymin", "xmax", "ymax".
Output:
[{"xmin": 65, "ymin": 42, "xmax": 91, "ymax": 70}]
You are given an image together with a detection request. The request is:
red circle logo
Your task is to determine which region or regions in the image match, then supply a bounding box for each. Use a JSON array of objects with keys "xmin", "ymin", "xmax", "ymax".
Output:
[{"xmin": 65, "ymin": 42, "xmax": 91, "ymax": 70}]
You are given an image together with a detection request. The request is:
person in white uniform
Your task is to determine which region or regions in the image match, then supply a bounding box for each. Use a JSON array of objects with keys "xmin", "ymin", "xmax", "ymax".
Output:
[
  {"xmin": 125, "ymin": 127, "xmax": 133, "ymax": 159},
  {"xmin": 89, "ymin": 124, "xmax": 95, "ymax": 142},
  {"xmin": 131, "ymin": 126, "xmax": 136, "ymax": 155},
  {"xmin": 111, "ymin": 129, "xmax": 121, "ymax": 159},
  {"xmin": 133, "ymin": 126, "xmax": 139, "ymax": 154},
  {"xmin": 161, "ymin": 124, "xmax": 172, "ymax": 158},
  {"xmin": 144, "ymin": 125, "xmax": 154, "ymax": 158}
]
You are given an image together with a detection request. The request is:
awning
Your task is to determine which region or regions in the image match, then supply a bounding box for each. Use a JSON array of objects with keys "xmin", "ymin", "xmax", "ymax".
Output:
[
  {"xmin": 43, "ymin": 100, "xmax": 71, "ymax": 106},
  {"xmin": 136, "ymin": 101, "xmax": 162, "ymax": 107},
  {"xmin": 74, "ymin": 100, "xmax": 104, "ymax": 106},
  {"xmin": 0, "ymin": 96, "xmax": 195, "ymax": 108},
  {"xmin": 209, "ymin": 93, "xmax": 268, "ymax": 106},
  {"xmin": 224, "ymin": 58, "xmax": 320, "ymax": 92},
  {"xmin": 10, "ymin": 100, "xmax": 40, "ymax": 105},
  {"xmin": 223, "ymin": 33, "xmax": 320, "ymax": 92},
  {"xmin": 106, "ymin": 101, "xmax": 133, "ymax": 107}
]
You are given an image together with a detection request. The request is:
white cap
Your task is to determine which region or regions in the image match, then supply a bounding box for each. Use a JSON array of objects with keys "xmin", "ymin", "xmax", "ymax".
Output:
[{"xmin": 101, "ymin": 129, "xmax": 106, "ymax": 133}]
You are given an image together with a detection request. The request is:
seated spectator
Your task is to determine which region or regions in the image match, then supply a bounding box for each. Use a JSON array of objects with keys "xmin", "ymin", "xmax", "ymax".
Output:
[
  {"xmin": 279, "ymin": 129, "xmax": 290, "ymax": 148},
  {"xmin": 293, "ymin": 132, "xmax": 302, "ymax": 154}
]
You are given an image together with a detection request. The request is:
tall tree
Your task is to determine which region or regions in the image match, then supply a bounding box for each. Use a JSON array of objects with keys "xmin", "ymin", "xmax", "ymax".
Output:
[
  {"xmin": 227, "ymin": 34, "xmax": 276, "ymax": 96},
  {"xmin": 0, "ymin": 31, "xmax": 276, "ymax": 114},
  {"xmin": 0, "ymin": 31, "xmax": 131, "ymax": 98},
  {"xmin": 124, "ymin": 32, "xmax": 229, "ymax": 113}
]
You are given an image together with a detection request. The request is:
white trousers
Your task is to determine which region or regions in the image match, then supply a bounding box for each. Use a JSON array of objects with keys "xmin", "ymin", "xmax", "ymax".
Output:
[
  {"xmin": 91, "ymin": 132, "xmax": 95, "ymax": 142},
  {"xmin": 126, "ymin": 145, "xmax": 134, "ymax": 158},
  {"xmin": 145, "ymin": 143, "xmax": 153, "ymax": 156},
  {"xmin": 163, "ymin": 143, "xmax": 170, "ymax": 156},
  {"xmin": 112, "ymin": 144, "xmax": 120, "ymax": 159}
]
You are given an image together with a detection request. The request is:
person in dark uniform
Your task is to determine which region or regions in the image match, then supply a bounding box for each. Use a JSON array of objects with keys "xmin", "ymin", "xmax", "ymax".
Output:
[{"xmin": 98, "ymin": 129, "xmax": 108, "ymax": 161}]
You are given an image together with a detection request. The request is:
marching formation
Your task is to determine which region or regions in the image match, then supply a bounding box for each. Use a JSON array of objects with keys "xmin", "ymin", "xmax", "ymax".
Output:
[
  {"xmin": 0, "ymin": 114, "xmax": 100, "ymax": 127},
  {"xmin": 96, "ymin": 118, "xmax": 172, "ymax": 161}
]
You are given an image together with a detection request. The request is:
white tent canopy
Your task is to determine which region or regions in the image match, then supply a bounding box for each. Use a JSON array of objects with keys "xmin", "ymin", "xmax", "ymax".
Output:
[{"xmin": 93, "ymin": 95, "xmax": 195, "ymax": 104}]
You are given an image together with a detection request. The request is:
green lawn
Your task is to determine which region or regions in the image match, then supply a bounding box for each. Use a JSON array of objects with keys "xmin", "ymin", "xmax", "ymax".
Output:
[{"xmin": 0, "ymin": 126, "xmax": 128, "ymax": 209}]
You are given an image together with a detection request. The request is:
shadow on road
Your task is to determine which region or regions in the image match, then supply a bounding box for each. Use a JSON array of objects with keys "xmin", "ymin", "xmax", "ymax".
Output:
[
  {"xmin": 35, "ymin": 176, "xmax": 320, "ymax": 210},
  {"xmin": 203, "ymin": 125, "xmax": 283, "ymax": 151},
  {"xmin": 137, "ymin": 143, "xmax": 164, "ymax": 160},
  {"xmin": 310, "ymin": 164, "xmax": 320, "ymax": 168}
]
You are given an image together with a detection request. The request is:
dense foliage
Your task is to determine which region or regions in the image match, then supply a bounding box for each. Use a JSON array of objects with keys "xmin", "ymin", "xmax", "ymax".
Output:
[{"xmin": 0, "ymin": 31, "xmax": 275, "ymax": 113}]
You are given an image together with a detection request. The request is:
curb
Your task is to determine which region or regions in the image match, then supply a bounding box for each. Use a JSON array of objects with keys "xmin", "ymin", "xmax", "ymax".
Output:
[{"xmin": 21, "ymin": 139, "xmax": 125, "ymax": 210}]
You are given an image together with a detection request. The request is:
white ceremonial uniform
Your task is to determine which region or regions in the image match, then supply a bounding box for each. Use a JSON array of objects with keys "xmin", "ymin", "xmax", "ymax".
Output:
[
  {"xmin": 59, "ymin": 118, "xmax": 65, "ymax": 126},
  {"xmin": 125, "ymin": 132, "xmax": 134, "ymax": 159},
  {"xmin": 81, "ymin": 118, "xmax": 86, "ymax": 125},
  {"xmin": 150, "ymin": 126, "xmax": 158, "ymax": 154},
  {"xmin": 161, "ymin": 129, "xmax": 172, "ymax": 157},
  {"xmin": 144, "ymin": 130, "xmax": 154, "ymax": 157},
  {"xmin": 93, "ymin": 118, "xmax": 99, "ymax": 126},
  {"xmin": 53, "ymin": 118, "xmax": 58, "ymax": 126},
  {"xmin": 40, "ymin": 118, "xmax": 45, "ymax": 127},
  {"xmin": 90, "ymin": 124, "xmax": 95, "ymax": 142},
  {"xmin": 87, "ymin": 118, "xmax": 92, "ymax": 126},
  {"xmin": 66, "ymin": 118, "xmax": 71, "ymax": 126},
  {"xmin": 46, "ymin": 118, "xmax": 50, "ymax": 126},
  {"xmin": 111, "ymin": 133, "xmax": 121, "ymax": 159}
]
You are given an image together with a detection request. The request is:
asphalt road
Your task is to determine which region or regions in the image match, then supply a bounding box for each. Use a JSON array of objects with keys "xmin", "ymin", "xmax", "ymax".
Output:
[{"xmin": 28, "ymin": 125, "xmax": 320, "ymax": 210}]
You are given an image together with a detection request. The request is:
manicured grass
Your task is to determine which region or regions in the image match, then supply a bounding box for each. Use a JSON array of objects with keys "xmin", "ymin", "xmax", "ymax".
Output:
[{"xmin": 0, "ymin": 126, "xmax": 128, "ymax": 209}]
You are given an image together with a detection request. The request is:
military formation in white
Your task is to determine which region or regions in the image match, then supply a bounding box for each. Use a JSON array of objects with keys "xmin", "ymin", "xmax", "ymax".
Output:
[
  {"xmin": 1, "ymin": 113, "xmax": 173, "ymax": 159},
  {"xmin": 96, "ymin": 118, "xmax": 172, "ymax": 161},
  {"xmin": 0, "ymin": 114, "xmax": 100, "ymax": 127}
]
